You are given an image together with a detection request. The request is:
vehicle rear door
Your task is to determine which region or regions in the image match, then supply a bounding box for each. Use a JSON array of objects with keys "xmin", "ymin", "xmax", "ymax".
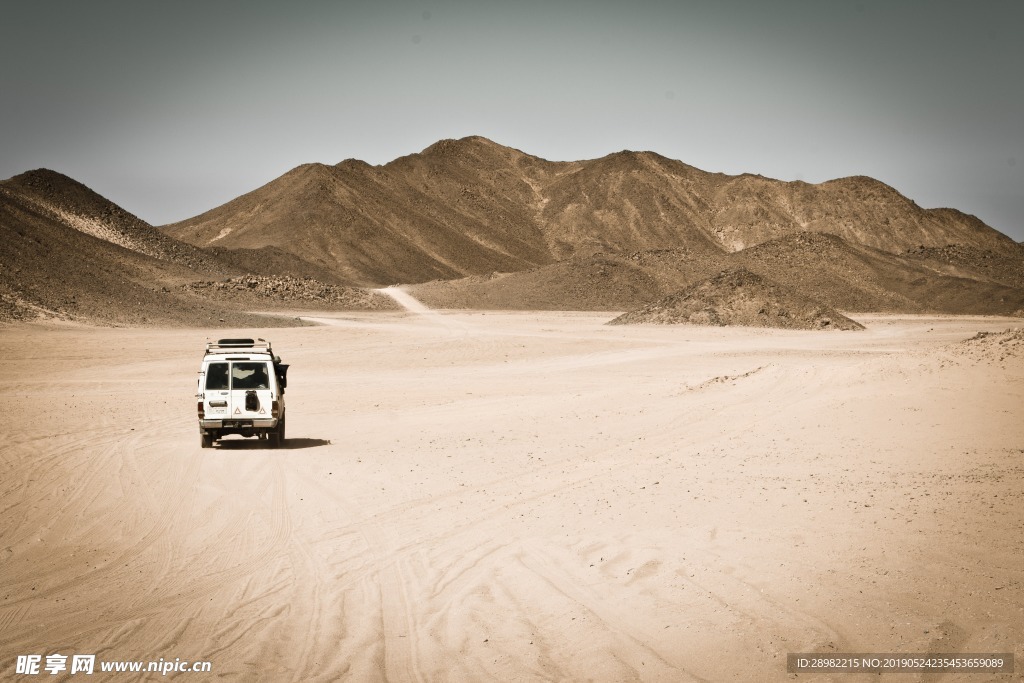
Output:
[
  {"xmin": 202, "ymin": 361, "xmax": 231, "ymax": 419},
  {"xmin": 228, "ymin": 361, "xmax": 274, "ymax": 421}
]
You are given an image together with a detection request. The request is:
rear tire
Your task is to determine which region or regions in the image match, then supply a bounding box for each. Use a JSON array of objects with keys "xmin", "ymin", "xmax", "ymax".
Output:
[
  {"xmin": 268, "ymin": 417, "xmax": 285, "ymax": 449},
  {"xmin": 200, "ymin": 432, "xmax": 213, "ymax": 449}
]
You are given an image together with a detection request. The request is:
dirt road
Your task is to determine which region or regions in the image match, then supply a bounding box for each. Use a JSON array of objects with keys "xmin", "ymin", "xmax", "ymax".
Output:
[{"xmin": 1, "ymin": 310, "xmax": 1021, "ymax": 681}]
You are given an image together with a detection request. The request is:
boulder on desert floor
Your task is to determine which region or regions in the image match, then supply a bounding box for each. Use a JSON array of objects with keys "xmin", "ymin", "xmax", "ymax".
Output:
[{"xmin": 608, "ymin": 268, "xmax": 865, "ymax": 330}]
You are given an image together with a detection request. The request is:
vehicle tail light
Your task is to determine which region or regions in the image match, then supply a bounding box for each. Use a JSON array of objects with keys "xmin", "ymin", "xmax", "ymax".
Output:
[
  {"xmin": 197, "ymin": 401, "xmax": 204, "ymax": 418},
  {"xmin": 271, "ymin": 400, "xmax": 280, "ymax": 418}
]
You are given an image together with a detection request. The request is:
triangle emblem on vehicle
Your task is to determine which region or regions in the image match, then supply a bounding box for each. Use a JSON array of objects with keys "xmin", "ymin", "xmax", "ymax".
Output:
[{"xmin": 234, "ymin": 407, "xmax": 241, "ymax": 414}]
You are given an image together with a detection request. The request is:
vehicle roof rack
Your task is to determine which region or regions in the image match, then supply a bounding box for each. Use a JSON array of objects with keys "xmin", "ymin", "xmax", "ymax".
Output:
[{"xmin": 205, "ymin": 338, "xmax": 273, "ymax": 355}]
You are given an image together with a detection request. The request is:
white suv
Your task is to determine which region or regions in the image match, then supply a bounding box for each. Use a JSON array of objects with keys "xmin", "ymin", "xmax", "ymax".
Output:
[{"xmin": 197, "ymin": 338, "xmax": 287, "ymax": 448}]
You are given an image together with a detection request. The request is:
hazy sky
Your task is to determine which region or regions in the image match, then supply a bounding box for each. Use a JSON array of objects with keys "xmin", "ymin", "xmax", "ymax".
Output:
[{"xmin": 2, "ymin": 0, "xmax": 1021, "ymax": 241}]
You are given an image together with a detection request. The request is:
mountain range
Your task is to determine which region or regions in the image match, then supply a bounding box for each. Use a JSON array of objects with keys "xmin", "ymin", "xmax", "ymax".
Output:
[
  {"xmin": 1, "ymin": 136, "xmax": 1021, "ymax": 325},
  {"xmin": 164, "ymin": 136, "xmax": 1018, "ymax": 285}
]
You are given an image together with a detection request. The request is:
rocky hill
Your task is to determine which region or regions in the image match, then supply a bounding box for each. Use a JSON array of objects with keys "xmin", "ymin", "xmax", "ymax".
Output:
[
  {"xmin": 725, "ymin": 233, "xmax": 1024, "ymax": 315},
  {"xmin": 901, "ymin": 243, "xmax": 1024, "ymax": 290},
  {"xmin": 0, "ymin": 171, "xmax": 373, "ymax": 325},
  {"xmin": 607, "ymin": 269, "xmax": 864, "ymax": 330},
  {"xmin": 411, "ymin": 232, "xmax": 1024, "ymax": 316},
  {"xmin": 410, "ymin": 253, "xmax": 667, "ymax": 311},
  {"xmin": 163, "ymin": 140, "xmax": 556, "ymax": 285},
  {"xmin": 163, "ymin": 136, "xmax": 1019, "ymax": 287},
  {"xmin": 950, "ymin": 327, "xmax": 1024, "ymax": 368},
  {"xmin": 3, "ymin": 170, "xmax": 226, "ymax": 272}
]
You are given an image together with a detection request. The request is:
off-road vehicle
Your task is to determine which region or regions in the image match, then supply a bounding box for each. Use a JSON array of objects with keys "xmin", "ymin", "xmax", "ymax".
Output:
[{"xmin": 197, "ymin": 338, "xmax": 288, "ymax": 448}]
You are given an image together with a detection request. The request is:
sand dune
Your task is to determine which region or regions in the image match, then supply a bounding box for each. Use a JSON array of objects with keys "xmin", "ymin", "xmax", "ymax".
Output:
[{"xmin": 1, "ymin": 312, "xmax": 1021, "ymax": 680}]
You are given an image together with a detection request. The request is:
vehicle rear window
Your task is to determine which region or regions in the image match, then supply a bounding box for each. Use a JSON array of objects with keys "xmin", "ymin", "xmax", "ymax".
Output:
[
  {"xmin": 205, "ymin": 363, "xmax": 229, "ymax": 390},
  {"xmin": 231, "ymin": 362, "xmax": 270, "ymax": 389}
]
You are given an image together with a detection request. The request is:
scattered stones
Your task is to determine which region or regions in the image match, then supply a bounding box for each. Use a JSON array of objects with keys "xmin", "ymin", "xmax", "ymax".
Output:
[
  {"xmin": 183, "ymin": 275, "xmax": 400, "ymax": 310},
  {"xmin": 952, "ymin": 328, "xmax": 1024, "ymax": 365}
]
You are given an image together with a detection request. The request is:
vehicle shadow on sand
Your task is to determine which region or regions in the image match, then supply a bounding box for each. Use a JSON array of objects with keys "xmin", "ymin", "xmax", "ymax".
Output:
[{"xmin": 214, "ymin": 437, "xmax": 331, "ymax": 451}]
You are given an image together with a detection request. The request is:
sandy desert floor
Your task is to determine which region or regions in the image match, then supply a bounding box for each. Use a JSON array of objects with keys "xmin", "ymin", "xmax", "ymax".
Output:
[{"xmin": 1, "ymin": 308, "xmax": 1022, "ymax": 681}]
